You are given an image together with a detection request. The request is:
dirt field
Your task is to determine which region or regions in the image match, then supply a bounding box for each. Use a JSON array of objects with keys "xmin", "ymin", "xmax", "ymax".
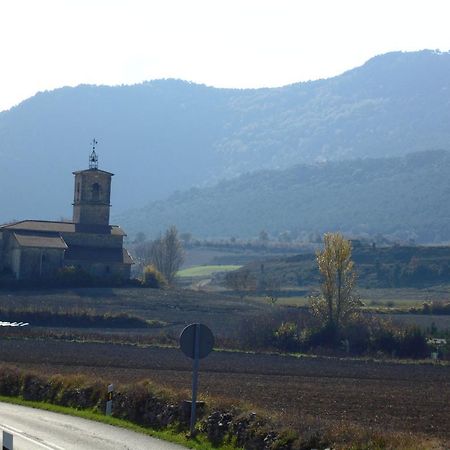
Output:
[
  {"xmin": 0, "ymin": 287, "xmax": 270, "ymax": 337},
  {"xmin": 1, "ymin": 339, "xmax": 448, "ymax": 443},
  {"xmin": 0, "ymin": 287, "xmax": 449, "ymax": 446}
]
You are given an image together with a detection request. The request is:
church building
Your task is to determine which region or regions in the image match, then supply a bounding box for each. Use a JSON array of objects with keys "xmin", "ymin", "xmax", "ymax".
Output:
[{"xmin": 0, "ymin": 145, "xmax": 133, "ymax": 281}]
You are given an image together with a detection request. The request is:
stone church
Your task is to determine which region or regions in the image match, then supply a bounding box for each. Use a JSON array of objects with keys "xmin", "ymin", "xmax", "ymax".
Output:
[{"xmin": 0, "ymin": 147, "xmax": 133, "ymax": 281}]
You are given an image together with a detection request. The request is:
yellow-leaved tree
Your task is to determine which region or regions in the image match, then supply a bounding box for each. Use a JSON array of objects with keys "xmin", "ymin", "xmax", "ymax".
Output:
[{"xmin": 310, "ymin": 233, "xmax": 360, "ymax": 337}]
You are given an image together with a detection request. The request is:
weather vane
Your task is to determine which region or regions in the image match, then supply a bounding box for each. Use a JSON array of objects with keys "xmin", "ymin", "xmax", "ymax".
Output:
[{"xmin": 89, "ymin": 138, "xmax": 99, "ymax": 169}]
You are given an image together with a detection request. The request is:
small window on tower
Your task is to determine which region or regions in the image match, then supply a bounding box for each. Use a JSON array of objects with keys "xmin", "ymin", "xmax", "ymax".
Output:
[
  {"xmin": 76, "ymin": 182, "xmax": 81, "ymax": 201},
  {"xmin": 92, "ymin": 183, "xmax": 101, "ymax": 201}
]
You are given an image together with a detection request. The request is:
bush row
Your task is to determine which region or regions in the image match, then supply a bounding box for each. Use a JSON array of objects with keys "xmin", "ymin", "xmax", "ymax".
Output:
[
  {"xmin": 237, "ymin": 310, "xmax": 436, "ymax": 359},
  {"xmin": 410, "ymin": 301, "xmax": 450, "ymax": 315}
]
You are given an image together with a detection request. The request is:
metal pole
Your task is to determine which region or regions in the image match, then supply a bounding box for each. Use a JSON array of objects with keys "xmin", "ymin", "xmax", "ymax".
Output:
[{"xmin": 189, "ymin": 323, "xmax": 200, "ymax": 435}]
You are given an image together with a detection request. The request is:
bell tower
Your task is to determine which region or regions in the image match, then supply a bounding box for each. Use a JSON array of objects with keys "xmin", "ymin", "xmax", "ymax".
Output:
[{"xmin": 72, "ymin": 139, "xmax": 113, "ymax": 226}]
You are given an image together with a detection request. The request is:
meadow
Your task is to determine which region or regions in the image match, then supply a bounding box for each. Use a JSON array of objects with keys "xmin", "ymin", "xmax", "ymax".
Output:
[{"xmin": 177, "ymin": 265, "xmax": 242, "ymax": 278}]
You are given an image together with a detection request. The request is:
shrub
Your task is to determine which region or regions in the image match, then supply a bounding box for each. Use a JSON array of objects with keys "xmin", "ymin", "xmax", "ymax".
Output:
[
  {"xmin": 302, "ymin": 323, "xmax": 340, "ymax": 349},
  {"xmin": 141, "ymin": 265, "xmax": 167, "ymax": 288},
  {"xmin": 56, "ymin": 266, "xmax": 93, "ymax": 287},
  {"xmin": 236, "ymin": 309, "xmax": 306, "ymax": 351},
  {"xmin": 23, "ymin": 373, "xmax": 52, "ymax": 401},
  {"xmin": 397, "ymin": 327, "xmax": 429, "ymax": 359},
  {"xmin": 370, "ymin": 325, "xmax": 398, "ymax": 355},
  {"xmin": 418, "ymin": 301, "xmax": 450, "ymax": 315},
  {"xmin": 341, "ymin": 317, "xmax": 373, "ymax": 354},
  {"xmin": 273, "ymin": 322, "xmax": 299, "ymax": 352},
  {"xmin": 0, "ymin": 368, "xmax": 22, "ymax": 396}
]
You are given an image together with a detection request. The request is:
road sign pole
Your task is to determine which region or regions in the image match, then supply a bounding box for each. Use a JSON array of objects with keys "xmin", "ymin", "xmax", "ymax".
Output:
[
  {"xmin": 179, "ymin": 322, "xmax": 214, "ymax": 438},
  {"xmin": 189, "ymin": 323, "xmax": 200, "ymax": 435}
]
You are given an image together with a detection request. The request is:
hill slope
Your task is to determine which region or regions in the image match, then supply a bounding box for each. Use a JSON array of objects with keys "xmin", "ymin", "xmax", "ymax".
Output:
[
  {"xmin": 1, "ymin": 50, "xmax": 450, "ymax": 222},
  {"xmin": 117, "ymin": 150, "xmax": 450, "ymax": 242}
]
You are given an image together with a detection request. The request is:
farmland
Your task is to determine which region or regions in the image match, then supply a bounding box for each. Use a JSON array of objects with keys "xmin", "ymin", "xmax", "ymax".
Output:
[
  {"xmin": 1, "ymin": 339, "xmax": 449, "ymax": 445},
  {"xmin": 0, "ymin": 286, "xmax": 449, "ymax": 448},
  {"xmin": 1, "ymin": 286, "xmax": 448, "ymax": 337},
  {"xmin": 0, "ymin": 287, "xmax": 271, "ymax": 337}
]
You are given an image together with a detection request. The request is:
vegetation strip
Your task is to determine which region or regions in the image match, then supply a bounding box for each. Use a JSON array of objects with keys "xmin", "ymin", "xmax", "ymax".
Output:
[{"xmin": 0, "ymin": 308, "xmax": 152, "ymax": 328}]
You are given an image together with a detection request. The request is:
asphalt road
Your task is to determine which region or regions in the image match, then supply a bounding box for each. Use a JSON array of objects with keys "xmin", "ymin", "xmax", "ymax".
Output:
[{"xmin": 0, "ymin": 402, "xmax": 185, "ymax": 449}]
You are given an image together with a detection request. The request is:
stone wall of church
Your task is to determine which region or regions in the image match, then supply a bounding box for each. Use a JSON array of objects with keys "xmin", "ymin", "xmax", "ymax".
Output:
[
  {"xmin": 73, "ymin": 204, "xmax": 110, "ymax": 226},
  {"xmin": 1, "ymin": 232, "xmax": 17, "ymax": 274},
  {"xmin": 61, "ymin": 232, "xmax": 123, "ymax": 248},
  {"xmin": 18, "ymin": 248, "xmax": 64, "ymax": 280},
  {"xmin": 73, "ymin": 170, "xmax": 112, "ymax": 226},
  {"xmin": 64, "ymin": 259, "xmax": 131, "ymax": 279}
]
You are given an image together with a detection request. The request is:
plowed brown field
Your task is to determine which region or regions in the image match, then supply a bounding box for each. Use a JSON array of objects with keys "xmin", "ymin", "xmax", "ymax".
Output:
[{"xmin": 1, "ymin": 339, "xmax": 449, "ymax": 443}]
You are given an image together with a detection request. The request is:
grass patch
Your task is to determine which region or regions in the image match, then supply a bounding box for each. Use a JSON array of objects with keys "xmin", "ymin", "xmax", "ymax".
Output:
[
  {"xmin": 177, "ymin": 265, "xmax": 242, "ymax": 278},
  {"xmin": 0, "ymin": 395, "xmax": 239, "ymax": 450}
]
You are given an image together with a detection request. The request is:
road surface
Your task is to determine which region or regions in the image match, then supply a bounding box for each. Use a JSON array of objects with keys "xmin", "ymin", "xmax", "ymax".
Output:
[{"xmin": 0, "ymin": 402, "xmax": 185, "ymax": 449}]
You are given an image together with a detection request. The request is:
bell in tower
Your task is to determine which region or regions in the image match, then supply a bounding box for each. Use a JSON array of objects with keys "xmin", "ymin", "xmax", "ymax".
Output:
[{"xmin": 72, "ymin": 139, "xmax": 114, "ymax": 226}]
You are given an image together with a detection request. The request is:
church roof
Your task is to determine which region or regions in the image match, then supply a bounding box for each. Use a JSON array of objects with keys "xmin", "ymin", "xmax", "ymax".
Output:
[
  {"xmin": 1, "ymin": 220, "xmax": 125, "ymax": 236},
  {"xmin": 13, "ymin": 232, "xmax": 68, "ymax": 249},
  {"xmin": 72, "ymin": 168, "xmax": 114, "ymax": 176}
]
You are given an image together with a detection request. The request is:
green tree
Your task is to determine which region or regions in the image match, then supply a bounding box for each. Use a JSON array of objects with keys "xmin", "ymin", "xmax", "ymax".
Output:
[
  {"xmin": 150, "ymin": 226, "xmax": 185, "ymax": 285},
  {"xmin": 310, "ymin": 233, "xmax": 360, "ymax": 336}
]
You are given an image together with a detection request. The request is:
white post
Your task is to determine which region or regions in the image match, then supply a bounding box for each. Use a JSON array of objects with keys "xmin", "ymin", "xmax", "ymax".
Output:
[
  {"xmin": 106, "ymin": 383, "xmax": 114, "ymax": 415},
  {"xmin": 3, "ymin": 431, "xmax": 13, "ymax": 450}
]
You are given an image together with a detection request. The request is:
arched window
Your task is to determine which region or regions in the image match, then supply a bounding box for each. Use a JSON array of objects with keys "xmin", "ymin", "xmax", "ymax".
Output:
[{"xmin": 91, "ymin": 183, "xmax": 101, "ymax": 201}]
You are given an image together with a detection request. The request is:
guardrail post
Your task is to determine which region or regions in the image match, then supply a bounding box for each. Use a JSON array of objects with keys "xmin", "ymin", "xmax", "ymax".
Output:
[{"xmin": 3, "ymin": 431, "xmax": 13, "ymax": 450}]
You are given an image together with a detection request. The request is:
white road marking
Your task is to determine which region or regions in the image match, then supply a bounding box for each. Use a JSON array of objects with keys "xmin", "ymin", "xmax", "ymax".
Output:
[
  {"xmin": 0, "ymin": 423, "xmax": 65, "ymax": 450},
  {"xmin": 1, "ymin": 423, "xmax": 23, "ymax": 434}
]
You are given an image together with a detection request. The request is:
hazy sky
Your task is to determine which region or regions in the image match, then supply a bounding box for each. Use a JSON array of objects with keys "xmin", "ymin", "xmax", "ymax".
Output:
[{"xmin": 1, "ymin": 0, "xmax": 449, "ymax": 112}]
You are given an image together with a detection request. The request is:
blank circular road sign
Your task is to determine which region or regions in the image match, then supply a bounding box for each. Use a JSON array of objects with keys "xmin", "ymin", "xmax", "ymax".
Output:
[{"xmin": 180, "ymin": 323, "xmax": 214, "ymax": 359}]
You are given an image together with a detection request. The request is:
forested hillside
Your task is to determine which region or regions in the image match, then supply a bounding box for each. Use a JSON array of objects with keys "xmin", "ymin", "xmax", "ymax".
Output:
[
  {"xmin": 239, "ymin": 243, "xmax": 450, "ymax": 289},
  {"xmin": 0, "ymin": 50, "xmax": 450, "ymax": 222},
  {"xmin": 117, "ymin": 150, "xmax": 450, "ymax": 243}
]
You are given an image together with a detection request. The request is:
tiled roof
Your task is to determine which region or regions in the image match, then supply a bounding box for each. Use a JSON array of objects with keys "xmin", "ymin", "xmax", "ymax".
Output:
[
  {"xmin": 0, "ymin": 220, "xmax": 125, "ymax": 236},
  {"xmin": 13, "ymin": 232, "xmax": 68, "ymax": 249},
  {"xmin": 65, "ymin": 246, "xmax": 134, "ymax": 265}
]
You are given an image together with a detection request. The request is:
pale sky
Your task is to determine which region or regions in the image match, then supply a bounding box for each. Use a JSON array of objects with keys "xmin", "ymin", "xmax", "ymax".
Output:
[{"xmin": 1, "ymin": 0, "xmax": 449, "ymax": 112}]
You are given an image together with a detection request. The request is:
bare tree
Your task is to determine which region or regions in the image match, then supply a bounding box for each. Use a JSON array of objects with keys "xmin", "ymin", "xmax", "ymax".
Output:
[
  {"xmin": 150, "ymin": 226, "xmax": 185, "ymax": 285},
  {"xmin": 225, "ymin": 269, "xmax": 256, "ymax": 298}
]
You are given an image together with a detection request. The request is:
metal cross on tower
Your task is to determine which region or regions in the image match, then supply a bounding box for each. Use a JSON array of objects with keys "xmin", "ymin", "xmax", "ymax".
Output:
[{"xmin": 89, "ymin": 138, "xmax": 99, "ymax": 169}]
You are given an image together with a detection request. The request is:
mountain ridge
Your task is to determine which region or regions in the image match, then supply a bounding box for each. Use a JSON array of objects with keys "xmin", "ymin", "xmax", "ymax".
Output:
[
  {"xmin": 115, "ymin": 149, "xmax": 450, "ymax": 243},
  {"xmin": 1, "ymin": 49, "xmax": 449, "ymax": 223}
]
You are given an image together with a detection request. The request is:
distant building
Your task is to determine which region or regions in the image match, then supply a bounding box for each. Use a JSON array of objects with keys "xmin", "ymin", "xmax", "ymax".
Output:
[{"xmin": 0, "ymin": 146, "xmax": 133, "ymax": 281}]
